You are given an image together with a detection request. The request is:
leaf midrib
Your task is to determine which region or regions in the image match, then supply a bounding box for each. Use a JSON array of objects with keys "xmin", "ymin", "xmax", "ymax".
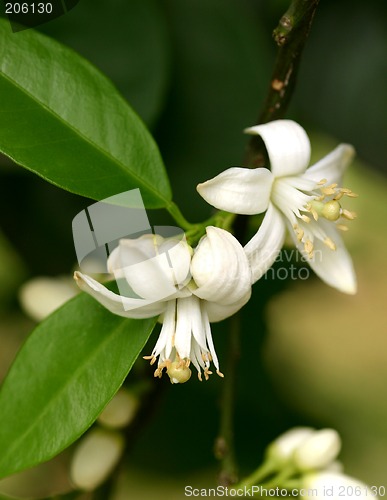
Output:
[{"xmin": 0, "ymin": 315, "xmax": 136, "ymax": 475}]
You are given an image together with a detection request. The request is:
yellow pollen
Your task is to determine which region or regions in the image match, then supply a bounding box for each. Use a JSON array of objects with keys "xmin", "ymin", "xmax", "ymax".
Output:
[
  {"xmin": 306, "ymin": 202, "xmax": 319, "ymax": 221},
  {"xmin": 203, "ymin": 368, "xmax": 213, "ymax": 381},
  {"xmin": 341, "ymin": 209, "xmax": 357, "ymax": 220},
  {"xmin": 333, "ymin": 191, "xmax": 344, "ymax": 201},
  {"xmin": 321, "ymin": 187, "xmax": 337, "ymax": 196},
  {"xmin": 143, "ymin": 355, "xmax": 157, "ymax": 366},
  {"xmin": 324, "ymin": 237, "xmax": 336, "ymax": 251},
  {"xmin": 340, "ymin": 188, "xmax": 358, "ymax": 197},
  {"xmin": 293, "ymin": 225, "xmax": 304, "ymax": 242},
  {"xmin": 304, "ymin": 239, "xmax": 314, "ymax": 257}
]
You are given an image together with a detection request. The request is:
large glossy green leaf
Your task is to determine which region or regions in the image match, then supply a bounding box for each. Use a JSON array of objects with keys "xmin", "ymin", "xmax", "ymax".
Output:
[
  {"xmin": 0, "ymin": 19, "xmax": 171, "ymax": 208},
  {"xmin": 0, "ymin": 293, "xmax": 157, "ymax": 479}
]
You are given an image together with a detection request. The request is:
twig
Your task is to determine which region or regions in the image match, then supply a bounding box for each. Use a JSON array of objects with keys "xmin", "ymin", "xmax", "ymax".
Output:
[
  {"xmin": 246, "ymin": 0, "xmax": 320, "ymax": 166},
  {"xmin": 215, "ymin": 0, "xmax": 321, "ymax": 486}
]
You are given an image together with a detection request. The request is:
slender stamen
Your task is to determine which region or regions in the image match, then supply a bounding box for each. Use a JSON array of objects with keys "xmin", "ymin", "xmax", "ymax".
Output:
[{"xmin": 324, "ymin": 237, "xmax": 336, "ymax": 251}]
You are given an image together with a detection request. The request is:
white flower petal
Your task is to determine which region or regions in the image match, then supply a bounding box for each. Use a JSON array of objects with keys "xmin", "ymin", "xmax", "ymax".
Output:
[
  {"xmin": 244, "ymin": 203, "xmax": 286, "ymax": 283},
  {"xmin": 304, "ymin": 144, "xmax": 355, "ymax": 185},
  {"xmin": 191, "ymin": 227, "xmax": 252, "ymax": 305},
  {"xmin": 245, "ymin": 120, "xmax": 311, "ymax": 178},
  {"xmin": 290, "ymin": 220, "xmax": 357, "ymax": 294},
  {"xmin": 74, "ymin": 271, "xmax": 166, "ymax": 318},
  {"xmin": 151, "ymin": 300, "xmax": 176, "ymax": 359},
  {"xmin": 202, "ymin": 306, "xmax": 220, "ymax": 371},
  {"xmin": 108, "ymin": 237, "xmax": 191, "ymax": 301},
  {"xmin": 294, "ymin": 429, "xmax": 341, "ymax": 471},
  {"xmin": 267, "ymin": 427, "xmax": 315, "ymax": 465},
  {"xmin": 174, "ymin": 297, "xmax": 196, "ymax": 359},
  {"xmin": 206, "ymin": 289, "xmax": 251, "ymax": 322},
  {"xmin": 197, "ymin": 167, "xmax": 273, "ymax": 215}
]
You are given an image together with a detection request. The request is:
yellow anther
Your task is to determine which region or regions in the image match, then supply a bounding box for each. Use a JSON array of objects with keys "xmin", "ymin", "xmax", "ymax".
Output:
[
  {"xmin": 324, "ymin": 237, "xmax": 336, "ymax": 251},
  {"xmin": 339, "ymin": 188, "xmax": 358, "ymax": 197},
  {"xmin": 143, "ymin": 355, "xmax": 157, "ymax": 366},
  {"xmin": 333, "ymin": 191, "xmax": 344, "ymax": 201},
  {"xmin": 336, "ymin": 224, "xmax": 349, "ymax": 232},
  {"xmin": 341, "ymin": 209, "xmax": 357, "ymax": 220},
  {"xmin": 317, "ymin": 178, "xmax": 328, "ymax": 186},
  {"xmin": 321, "ymin": 187, "xmax": 337, "ymax": 196},
  {"xmin": 217, "ymin": 370, "xmax": 225, "ymax": 378},
  {"xmin": 304, "ymin": 239, "xmax": 314, "ymax": 257},
  {"xmin": 301, "ymin": 215, "xmax": 311, "ymax": 223},
  {"xmin": 294, "ymin": 225, "xmax": 304, "ymax": 242}
]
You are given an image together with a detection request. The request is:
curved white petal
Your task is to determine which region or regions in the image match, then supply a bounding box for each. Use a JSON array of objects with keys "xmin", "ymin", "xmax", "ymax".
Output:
[
  {"xmin": 197, "ymin": 167, "xmax": 273, "ymax": 215},
  {"xmin": 174, "ymin": 296, "xmax": 197, "ymax": 359},
  {"xmin": 290, "ymin": 220, "xmax": 357, "ymax": 294},
  {"xmin": 245, "ymin": 120, "xmax": 311, "ymax": 178},
  {"xmin": 74, "ymin": 271, "xmax": 166, "ymax": 318},
  {"xmin": 303, "ymin": 144, "xmax": 355, "ymax": 185},
  {"xmin": 108, "ymin": 236, "xmax": 191, "ymax": 301},
  {"xmin": 244, "ymin": 203, "xmax": 286, "ymax": 283},
  {"xmin": 108, "ymin": 234, "xmax": 163, "ymax": 274},
  {"xmin": 206, "ymin": 289, "xmax": 251, "ymax": 322},
  {"xmin": 191, "ymin": 227, "xmax": 252, "ymax": 305}
]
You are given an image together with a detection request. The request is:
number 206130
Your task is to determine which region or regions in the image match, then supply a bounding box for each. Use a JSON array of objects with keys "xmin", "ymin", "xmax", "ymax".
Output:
[{"xmin": 5, "ymin": 3, "xmax": 53, "ymax": 14}]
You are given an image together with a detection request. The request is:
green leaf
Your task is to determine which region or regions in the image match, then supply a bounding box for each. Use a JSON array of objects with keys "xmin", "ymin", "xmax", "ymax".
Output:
[
  {"xmin": 0, "ymin": 19, "xmax": 172, "ymax": 208},
  {"xmin": 0, "ymin": 293, "xmax": 157, "ymax": 479},
  {"xmin": 40, "ymin": 0, "xmax": 170, "ymax": 127}
]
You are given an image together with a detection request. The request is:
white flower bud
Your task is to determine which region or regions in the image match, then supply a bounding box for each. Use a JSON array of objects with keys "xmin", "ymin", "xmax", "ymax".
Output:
[
  {"xmin": 70, "ymin": 429, "xmax": 124, "ymax": 491},
  {"xmin": 266, "ymin": 427, "xmax": 314, "ymax": 466},
  {"xmin": 98, "ymin": 389, "xmax": 139, "ymax": 429},
  {"xmin": 303, "ymin": 471, "xmax": 376, "ymax": 500},
  {"xmin": 19, "ymin": 276, "xmax": 77, "ymax": 322},
  {"xmin": 294, "ymin": 429, "xmax": 341, "ymax": 471}
]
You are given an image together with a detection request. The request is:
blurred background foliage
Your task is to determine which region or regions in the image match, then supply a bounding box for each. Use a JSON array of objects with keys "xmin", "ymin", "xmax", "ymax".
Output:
[{"xmin": 0, "ymin": 0, "xmax": 386, "ymax": 498}]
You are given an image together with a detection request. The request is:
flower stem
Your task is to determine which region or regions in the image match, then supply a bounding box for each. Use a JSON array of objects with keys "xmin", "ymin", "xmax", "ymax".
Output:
[
  {"xmin": 245, "ymin": 0, "xmax": 320, "ymax": 166},
  {"xmin": 217, "ymin": 0, "xmax": 321, "ymax": 488},
  {"xmin": 166, "ymin": 200, "xmax": 195, "ymax": 230},
  {"xmin": 233, "ymin": 464, "xmax": 295, "ymax": 492}
]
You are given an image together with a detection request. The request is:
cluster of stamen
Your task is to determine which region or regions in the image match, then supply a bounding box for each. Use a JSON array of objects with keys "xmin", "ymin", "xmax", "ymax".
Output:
[
  {"xmin": 144, "ymin": 353, "xmax": 192, "ymax": 384},
  {"xmin": 293, "ymin": 179, "xmax": 357, "ymax": 259},
  {"xmin": 144, "ymin": 352, "xmax": 224, "ymax": 383}
]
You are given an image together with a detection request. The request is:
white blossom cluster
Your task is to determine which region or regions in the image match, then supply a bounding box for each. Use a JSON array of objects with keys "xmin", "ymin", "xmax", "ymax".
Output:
[{"xmin": 74, "ymin": 120, "xmax": 357, "ymax": 382}]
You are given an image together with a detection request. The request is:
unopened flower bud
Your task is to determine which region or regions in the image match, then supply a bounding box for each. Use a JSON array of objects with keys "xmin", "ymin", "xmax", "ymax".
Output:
[
  {"xmin": 98, "ymin": 389, "xmax": 139, "ymax": 429},
  {"xmin": 70, "ymin": 429, "xmax": 124, "ymax": 491},
  {"xmin": 266, "ymin": 427, "xmax": 314, "ymax": 466},
  {"xmin": 294, "ymin": 428, "xmax": 341, "ymax": 471},
  {"xmin": 19, "ymin": 276, "xmax": 77, "ymax": 322}
]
